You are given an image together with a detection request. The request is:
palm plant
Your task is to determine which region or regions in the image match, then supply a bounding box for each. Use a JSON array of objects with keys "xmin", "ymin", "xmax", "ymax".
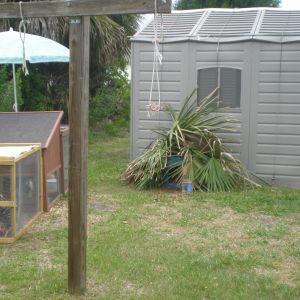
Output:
[
  {"xmin": 124, "ymin": 139, "xmax": 169, "ymax": 189},
  {"xmin": 124, "ymin": 88, "xmax": 259, "ymax": 192}
]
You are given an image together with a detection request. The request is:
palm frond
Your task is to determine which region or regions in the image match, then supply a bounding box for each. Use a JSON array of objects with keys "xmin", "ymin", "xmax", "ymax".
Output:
[{"xmin": 124, "ymin": 87, "xmax": 260, "ymax": 192}]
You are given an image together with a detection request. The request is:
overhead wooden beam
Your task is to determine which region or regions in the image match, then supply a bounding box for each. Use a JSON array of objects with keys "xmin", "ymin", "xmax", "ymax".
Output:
[
  {"xmin": 68, "ymin": 16, "xmax": 90, "ymax": 295},
  {"xmin": 0, "ymin": 0, "xmax": 171, "ymax": 18}
]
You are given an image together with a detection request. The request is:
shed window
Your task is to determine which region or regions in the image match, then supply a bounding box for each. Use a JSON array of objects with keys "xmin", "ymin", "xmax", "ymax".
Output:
[{"xmin": 197, "ymin": 67, "xmax": 241, "ymax": 108}]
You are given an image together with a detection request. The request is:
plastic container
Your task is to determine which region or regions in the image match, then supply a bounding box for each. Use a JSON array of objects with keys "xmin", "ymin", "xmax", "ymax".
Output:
[{"xmin": 182, "ymin": 180, "xmax": 193, "ymax": 193}]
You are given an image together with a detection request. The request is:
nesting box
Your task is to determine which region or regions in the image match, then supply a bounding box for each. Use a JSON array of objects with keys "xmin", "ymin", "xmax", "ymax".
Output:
[{"xmin": 0, "ymin": 144, "xmax": 42, "ymax": 243}]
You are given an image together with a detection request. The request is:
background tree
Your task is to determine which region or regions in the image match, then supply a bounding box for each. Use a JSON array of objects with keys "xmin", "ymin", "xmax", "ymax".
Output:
[
  {"xmin": 0, "ymin": 1, "xmax": 139, "ymax": 126},
  {"xmin": 175, "ymin": 0, "xmax": 281, "ymax": 10}
]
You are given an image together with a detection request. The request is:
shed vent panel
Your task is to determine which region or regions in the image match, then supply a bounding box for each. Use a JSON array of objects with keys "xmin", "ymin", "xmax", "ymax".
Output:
[
  {"xmin": 259, "ymin": 10, "xmax": 300, "ymax": 35},
  {"xmin": 138, "ymin": 12, "xmax": 204, "ymax": 37},
  {"xmin": 196, "ymin": 10, "xmax": 258, "ymax": 36}
]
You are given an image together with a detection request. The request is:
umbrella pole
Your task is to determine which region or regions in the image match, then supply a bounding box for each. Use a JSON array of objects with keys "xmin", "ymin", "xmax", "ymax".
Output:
[{"xmin": 12, "ymin": 64, "xmax": 18, "ymax": 112}]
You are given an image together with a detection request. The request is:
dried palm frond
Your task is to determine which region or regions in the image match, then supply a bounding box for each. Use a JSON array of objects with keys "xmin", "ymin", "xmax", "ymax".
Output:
[{"xmin": 124, "ymin": 88, "xmax": 260, "ymax": 192}]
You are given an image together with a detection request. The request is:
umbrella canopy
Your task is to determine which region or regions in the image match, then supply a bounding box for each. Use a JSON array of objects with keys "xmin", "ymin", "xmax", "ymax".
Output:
[
  {"xmin": 0, "ymin": 28, "xmax": 69, "ymax": 64},
  {"xmin": 0, "ymin": 28, "xmax": 69, "ymax": 112}
]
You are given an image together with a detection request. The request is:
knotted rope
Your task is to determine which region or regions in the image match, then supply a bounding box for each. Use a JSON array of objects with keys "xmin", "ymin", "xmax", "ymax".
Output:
[
  {"xmin": 146, "ymin": 0, "xmax": 166, "ymax": 116},
  {"xmin": 19, "ymin": 1, "xmax": 29, "ymax": 75}
]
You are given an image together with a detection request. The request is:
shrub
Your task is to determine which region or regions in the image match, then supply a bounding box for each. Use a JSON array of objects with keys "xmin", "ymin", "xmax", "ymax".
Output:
[
  {"xmin": 123, "ymin": 89, "xmax": 259, "ymax": 192},
  {"xmin": 0, "ymin": 66, "xmax": 23, "ymax": 112},
  {"xmin": 89, "ymin": 65, "xmax": 130, "ymax": 127}
]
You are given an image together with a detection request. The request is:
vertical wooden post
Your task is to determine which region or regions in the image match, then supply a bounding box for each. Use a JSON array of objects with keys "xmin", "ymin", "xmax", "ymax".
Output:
[{"xmin": 68, "ymin": 16, "xmax": 90, "ymax": 295}]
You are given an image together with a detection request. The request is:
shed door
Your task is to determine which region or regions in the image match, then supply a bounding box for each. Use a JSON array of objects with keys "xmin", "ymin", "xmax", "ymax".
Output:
[{"xmin": 247, "ymin": 42, "xmax": 300, "ymax": 187}]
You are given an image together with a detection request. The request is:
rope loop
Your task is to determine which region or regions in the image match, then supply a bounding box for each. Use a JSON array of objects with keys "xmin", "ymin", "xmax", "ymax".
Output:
[
  {"xmin": 147, "ymin": 0, "xmax": 164, "ymax": 117},
  {"xmin": 19, "ymin": 1, "xmax": 29, "ymax": 76}
]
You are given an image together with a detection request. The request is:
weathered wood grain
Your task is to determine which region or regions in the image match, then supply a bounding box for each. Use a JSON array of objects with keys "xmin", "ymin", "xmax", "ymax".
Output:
[
  {"xmin": 68, "ymin": 16, "xmax": 90, "ymax": 296},
  {"xmin": 0, "ymin": 0, "xmax": 171, "ymax": 296},
  {"xmin": 0, "ymin": 0, "xmax": 171, "ymax": 18}
]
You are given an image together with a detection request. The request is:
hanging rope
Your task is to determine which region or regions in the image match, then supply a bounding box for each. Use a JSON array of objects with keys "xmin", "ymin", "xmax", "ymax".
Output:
[
  {"xmin": 19, "ymin": 1, "xmax": 29, "ymax": 76},
  {"xmin": 146, "ymin": 0, "xmax": 166, "ymax": 117}
]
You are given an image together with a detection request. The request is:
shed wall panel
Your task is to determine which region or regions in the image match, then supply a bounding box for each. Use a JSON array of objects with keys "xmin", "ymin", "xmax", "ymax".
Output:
[
  {"xmin": 259, "ymin": 72, "xmax": 300, "ymax": 83},
  {"xmin": 258, "ymin": 103, "xmax": 300, "ymax": 114},
  {"xmin": 260, "ymin": 61, "xmax": 300, "ymax": 72},
  {"xmin": 249, "ymin": 42, "xmax": 300, "ymax": 187},
  {"xmin": 131, "ymin": 43, "xmax": 186, "ymax": 158},
  {"xmin": 196, "ymin": 50, "xmax": 245, "ymax": 62},
  {"xmin": 257, "ymin": 113, "xmax": 299, "ymax": 125},
  {"xmin": 256, "ymin": 144, "xmax": 300, "ymax": 156},
  {"xmin": 138, "ymin": 90, "xmax": 183, "ymax": 101}
]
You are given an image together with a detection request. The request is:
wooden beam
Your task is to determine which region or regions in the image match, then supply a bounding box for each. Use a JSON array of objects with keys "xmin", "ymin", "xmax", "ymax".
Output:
[
  {"xmin": 0, "ymin": 0, "xmax": 171, "ymax": 18},
  {"xmin": 68, "ymin": 16, "xmax": 90, "ymax": 296}
]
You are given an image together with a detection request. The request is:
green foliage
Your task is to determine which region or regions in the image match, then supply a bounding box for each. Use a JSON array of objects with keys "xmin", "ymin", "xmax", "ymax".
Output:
[
  {"xmin": 176, "ymin": 0, "xmax": 281, "ymax": 10},
  {"xmin": 0, "ymin": 10, "xmax": 139, "ymax": 122},
  {"xmin": 0, "ymin": 65, "xmax": 23, "ymax": 112},
  {"xmin": 0, "ymin": 133, "xmax": 299, "ymax": 298},
  {"xmin": 20, "ymin": 63, "xmax": 69, "ymax": 118},
  {"xmin": 90, "ymin": 63, "xmax": 131, "ymax": 128},
  {"xmin": 124, "ymin": 139, "xmax": 169, "ymax": 189},
  {"xmin": 20, "ymin": 65, "xmax": 54, "ymax": 111},
  {"xmin": 124, "ymin": 89, "xmax": 259, "ymax": 192},
  {"xmin": 0, "ymin": 63, "xmax": 68, "ymax": 114}
]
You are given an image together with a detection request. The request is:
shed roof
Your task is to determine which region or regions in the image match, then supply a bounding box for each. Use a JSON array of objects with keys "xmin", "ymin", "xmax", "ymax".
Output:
[
  {"xmin": 133, "ymin": 8, "xmax": 300, "ymax": 43},
  {"xmin": 0, "ymin": 111, "xmax": 63, "ymax": 149}
]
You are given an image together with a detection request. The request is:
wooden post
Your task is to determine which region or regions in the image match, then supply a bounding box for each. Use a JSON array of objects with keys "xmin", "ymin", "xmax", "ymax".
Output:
[
  {"xmin": 68, "ymin": 16, "xmax": 90, "ymax": 295},
  {"xmin": 0, "ymin": 0, "xmax": 171, "ymax": 295}
]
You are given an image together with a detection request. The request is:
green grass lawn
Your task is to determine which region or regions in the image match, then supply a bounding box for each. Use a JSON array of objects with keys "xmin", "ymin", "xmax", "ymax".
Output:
[{"xmin": 0, "ymin": 132, "xmax": 299, "ymax": 299}]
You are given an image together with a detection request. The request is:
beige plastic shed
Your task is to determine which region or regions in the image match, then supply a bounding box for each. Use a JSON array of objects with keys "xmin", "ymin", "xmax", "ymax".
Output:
[{"xmin": 131, "ymin": 8, "xmax": 300, "ymax": 187}]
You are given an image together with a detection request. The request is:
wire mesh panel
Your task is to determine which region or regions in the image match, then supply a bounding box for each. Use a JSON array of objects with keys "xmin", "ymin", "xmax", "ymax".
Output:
[
  {"xmin": 63, "ymin": 134, "xmax": 69, "ymax": 193},
  {"xmin": 47, "ymin": 170, "xmax": 60, "ymax": 205},
  {"xmin": 15, "ymin": 151, "xmax": 40, "ymax": 233},
  {"xmin": 0, "ymin": 166, "xmax": 11, "ymax": 201},
  {"xmin": 0, "ymin": 207, "xmax": 13, "ymax": 237}
]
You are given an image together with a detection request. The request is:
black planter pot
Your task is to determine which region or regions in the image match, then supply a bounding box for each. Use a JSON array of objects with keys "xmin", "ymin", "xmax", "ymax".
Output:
[{"xmin": 162, "ymin": 155, "xmax": 183, "ymax": 189}]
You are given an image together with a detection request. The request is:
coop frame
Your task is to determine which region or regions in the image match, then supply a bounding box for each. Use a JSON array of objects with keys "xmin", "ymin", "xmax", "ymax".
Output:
[
  {"xmin": 60, "ymin": 125, "xmax": 69, "ymax": 194},
  {"xmin": 0, "ymin": 143, "xmax": 43, "ymax": 243}
]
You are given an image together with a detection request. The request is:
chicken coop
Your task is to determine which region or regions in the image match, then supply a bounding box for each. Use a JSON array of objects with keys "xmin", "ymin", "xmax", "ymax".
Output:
[
  {"xmin": 0, "ymin": 111, "xmax": 65, "ymax": 211},
  {"xmin": 0, "ymin": 144, "xmax": 42, "ymax": 243}
]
